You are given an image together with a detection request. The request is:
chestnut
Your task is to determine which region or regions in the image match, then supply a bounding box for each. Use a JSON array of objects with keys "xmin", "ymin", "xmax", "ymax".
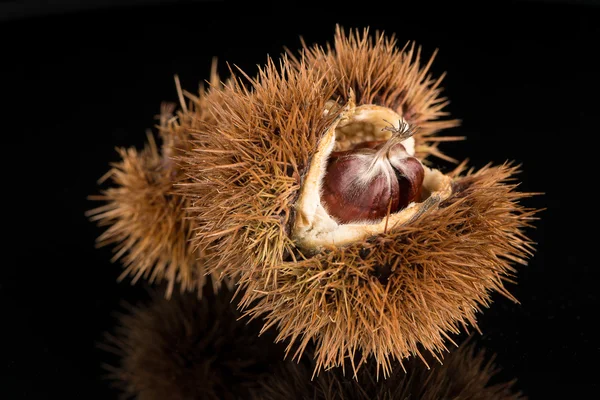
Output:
[{"xmin": 320, "ymin": 125, "xmax": 424, "ymax": 224}]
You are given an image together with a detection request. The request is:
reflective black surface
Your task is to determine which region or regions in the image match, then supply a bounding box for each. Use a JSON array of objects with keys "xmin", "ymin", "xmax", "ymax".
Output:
[{"xmin": 3, "ymin": 1, "xmax": 598, "ymax": 398}]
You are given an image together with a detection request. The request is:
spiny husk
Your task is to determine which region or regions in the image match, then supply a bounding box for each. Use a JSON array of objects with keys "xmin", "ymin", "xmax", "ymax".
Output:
[
  {"xmin": 244, "ymin": 163, "xmax": 537, "ymax": 376},
  {"xmin": 178, "ymin": 30, "xmax": 537, "ymax": 376},
  {"xmin": 180, "ymin": 26, "xmax": 459, "ymax": 281},
  {"xmin": 254, "ymin": 339, "xmax": 526, "ymax": 400},
  {"xmin": 88, "ymin": 68, "xmax": 228, "ymax": 297},
  {"xmin": 179, "ymin": 55, "xmax": 338, "ymax": 282},
  {"xmin": 289, "ymin": 26, "xmax": 462, "ymax": 163},
  {"xmin": 101, "ymin": 285, "xmax": 284, "ymax": 400}
]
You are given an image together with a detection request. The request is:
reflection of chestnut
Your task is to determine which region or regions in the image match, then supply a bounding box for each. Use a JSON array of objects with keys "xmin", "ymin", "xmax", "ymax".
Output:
[{"xmin": 320, "ymin": 142, "xmax": 424, "ymax": 224}]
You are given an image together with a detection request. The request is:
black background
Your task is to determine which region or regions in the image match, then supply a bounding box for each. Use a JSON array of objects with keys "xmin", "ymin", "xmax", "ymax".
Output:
[{"xmin": 2, "ymin": 0, "xmax": 599, "ymax": 398}]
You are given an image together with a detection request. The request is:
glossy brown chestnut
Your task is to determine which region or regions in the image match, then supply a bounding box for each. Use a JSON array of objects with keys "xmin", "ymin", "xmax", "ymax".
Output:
[{"xmin": 321, "ymin": 142, "xmax": 424, "ymax": 224}]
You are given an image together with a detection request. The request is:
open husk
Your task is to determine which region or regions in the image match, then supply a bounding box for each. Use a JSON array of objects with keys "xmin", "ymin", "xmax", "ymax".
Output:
[
  {"xmin": 178, "ymin": 28, "xmax": 538, "ymax": 375},
  {"xmin": 292, "ymin": 99, "xmax": 453, "ymax": 252}
]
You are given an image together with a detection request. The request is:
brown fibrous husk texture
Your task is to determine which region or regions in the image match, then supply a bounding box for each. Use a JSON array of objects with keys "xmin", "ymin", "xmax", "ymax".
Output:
[
  {"xmin": 179, "ymin": 56, "xmax": 338, "ymax": 280},
  {"xmin": 254, "ymin": 339, "xmax": 526, "ymax": 400},
  {"xmin": 242, "ymin": 164, "xmax": 537, "ymax": 375},
  {"xmin": 290, "ymin": 26, "xmax": 462, "ymax": 162},
  {"xmin": 176, "ymin": 28, "xmax": 537, "ymax": 375},
  {"xmin": 180, "ymin": 27, "xmax": 459, "ymax": 282},
  {"xmin": 88, "ymin": 72, "xmax": 228, "ymax": 297},
  {"xmin": 102, "ymin": 286, "xmax": 284, "ymax": 400}
]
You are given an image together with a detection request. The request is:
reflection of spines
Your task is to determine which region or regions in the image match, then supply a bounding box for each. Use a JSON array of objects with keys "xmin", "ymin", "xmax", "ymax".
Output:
[
  {"xmin": 254, "ymin": 340, "xmax": 526, "ymax": 400},
  {"xmin": 100, "ymin": 286, "xmax": 284, "ymax": 400}
]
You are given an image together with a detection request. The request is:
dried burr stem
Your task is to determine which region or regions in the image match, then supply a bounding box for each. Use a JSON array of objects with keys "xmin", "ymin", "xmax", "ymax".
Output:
[
  {"xmin": 254, "ymin": 339, "xmax": 526, "ymax": 400},
  {"xmin": 101, "ymin": 285, "xmax": 285, "ymax": 400}
]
